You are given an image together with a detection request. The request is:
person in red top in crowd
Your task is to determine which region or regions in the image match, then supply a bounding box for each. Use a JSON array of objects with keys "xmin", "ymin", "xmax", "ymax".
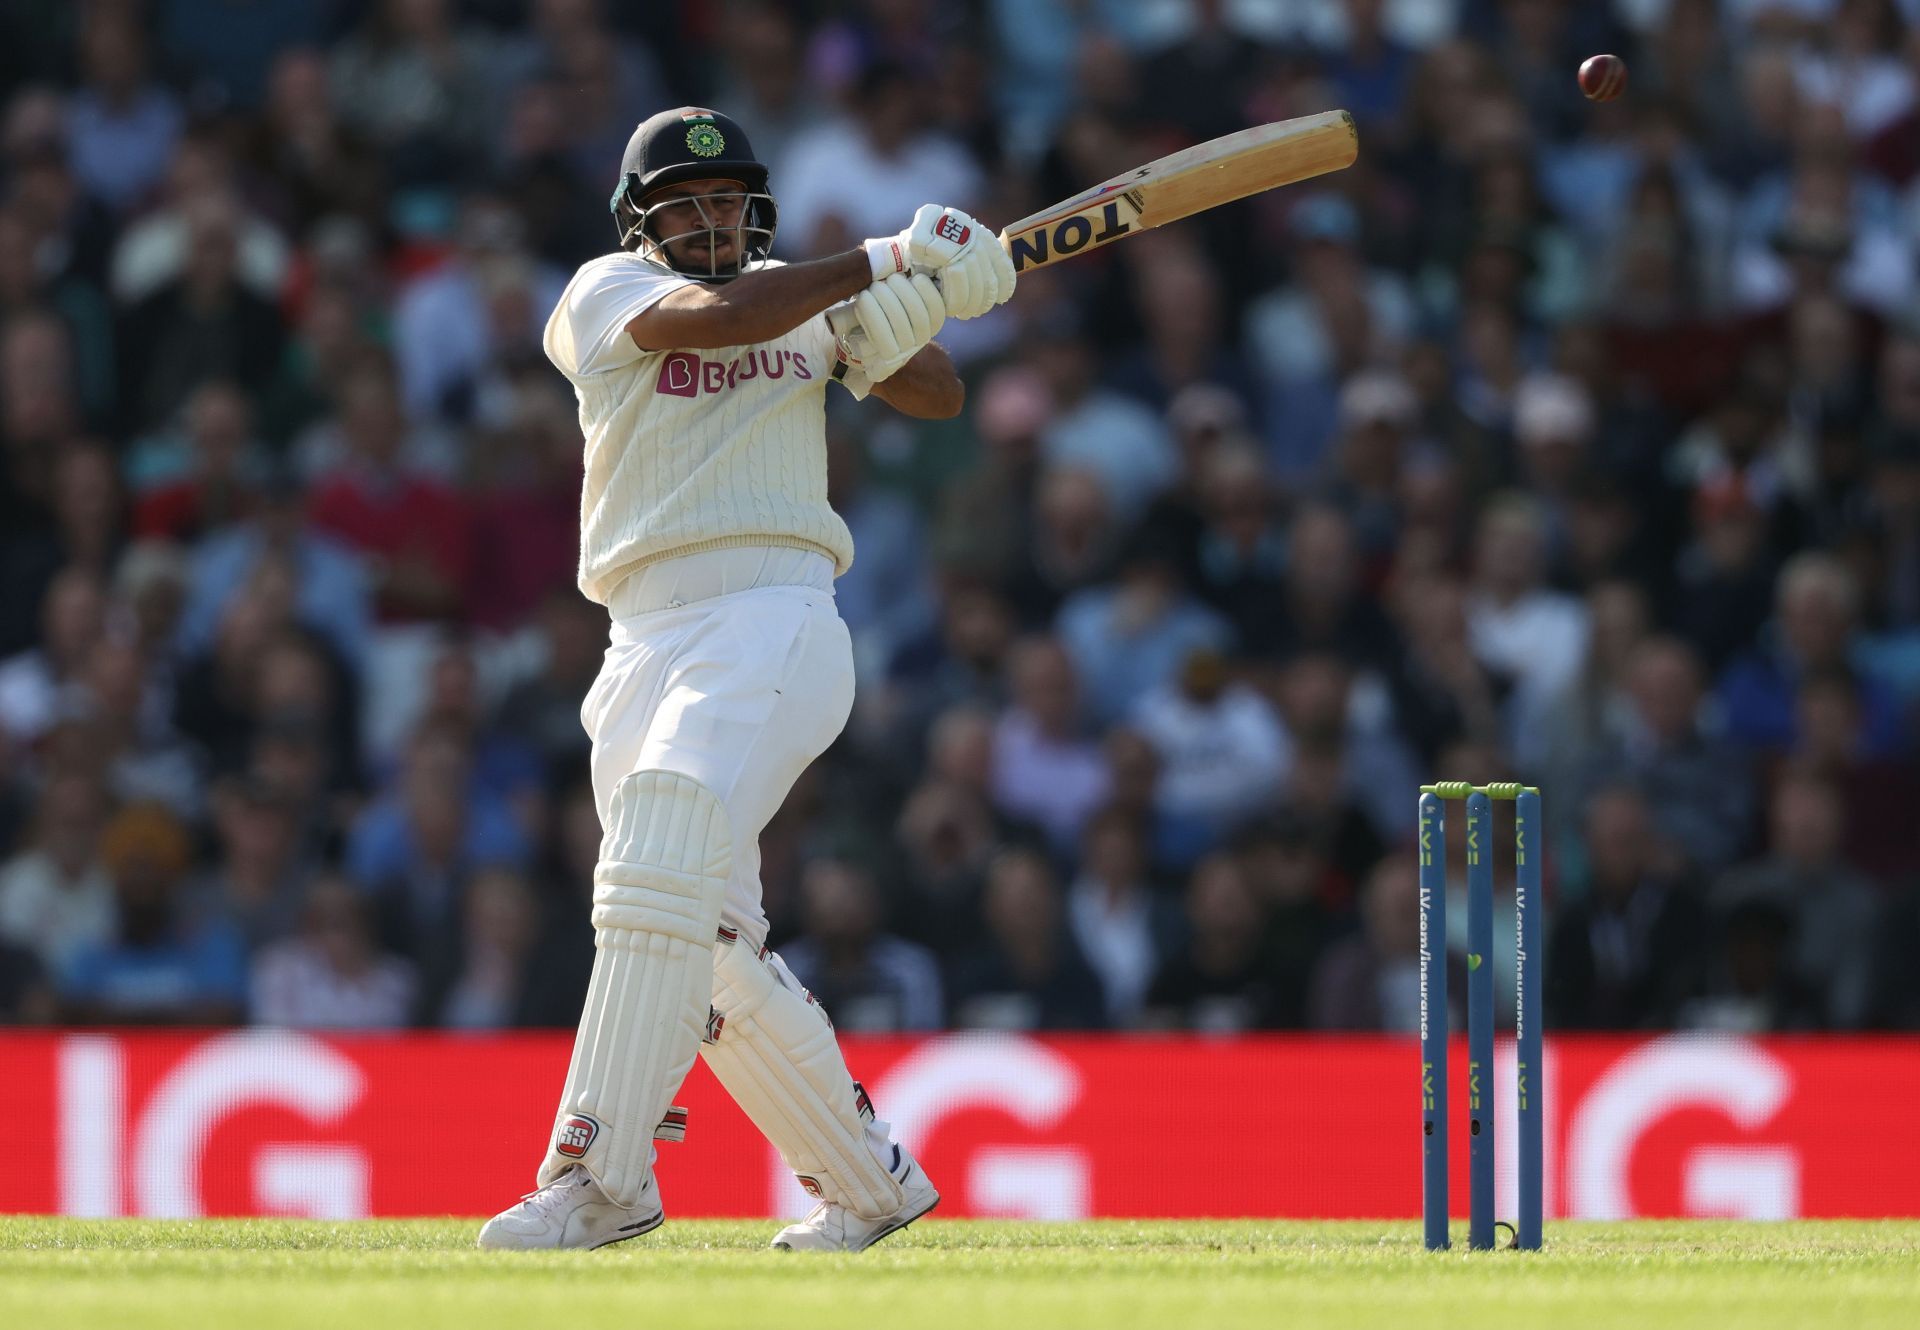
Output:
[
  {"xmin": 464, "ymin": 370, "xmax": 581, "ymax": 631},
  {"xmin": 306, "ymin": 355, "xmax": 474, "ymax": 623},
  {"xmin": 132, "ymin": 380, "xmax": 259, "ymax": 543}
]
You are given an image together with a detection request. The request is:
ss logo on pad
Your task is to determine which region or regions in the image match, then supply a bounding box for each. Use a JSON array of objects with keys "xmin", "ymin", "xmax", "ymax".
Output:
[
  {"xmin": 935, "ymin": 214, "xmax": 970, "ymax": 245},
  {"xmin": 556, "ymin": 1114, "xmax": 600, "ymax": 1158}
]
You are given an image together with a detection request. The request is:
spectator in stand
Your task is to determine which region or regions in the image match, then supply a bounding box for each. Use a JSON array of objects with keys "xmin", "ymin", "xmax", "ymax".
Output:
[
  {"xmin": 346, "ymin": 723, "xmax": 532, "ymax": 977},
  {"xmin": 1681, "ymin": 897, "xmax": 1827, "ymax": 1032},
  {"xmin": 0, "ymin": 203, "xmax": 114, "ymax": 425},
  {"xmin": 933, "ymin": 366, "xmax": 1049, "ymax": 589},
  {"xmin": 436, "ymin": 866, "xmax": 547, "ymax": 1029},
  {"xmin": 328, "ymin": 0, "xmax": 505, "ymax": 182},
  {"xmin": 46, "ymin": 441, "xmax": 127, "ymax": 597},
  {"xmin": 1110, "ymin": 236, "xmax": 1261, "ymax": 415},
  {"xmin": 0, "ymin": 566, "xmax": 104, "ymax": 751},
  {"xmin": 705, "ymin": 2, "xmax": 827, "ymax": 174},
  {"xmin": 175, "ymin": 464, "xmax": 370, "ymax": 672},
  {"xmin": 892, "ymin": 704, "xmax": 1005, "ymax": 951},
  {"xmin": 182, "ymin": 776, "xmax": 316, "ymax": 953},
  {"xmin": 65, "ymin": 8, "xmax": 183, "ymax": 217},
  {"xmin": 1066, "ymin": 806, "xmax": 1182, "ymax": 1028},
  {"xmin": 107, "ymin": 128, "xmax": 291, "ymax": 308},
  {"xmin": 1246, "ymin": 198, "xmax": 1417, "ymax": 479},
  {"xmin": 825, "ymin": 425, "xmax": 934, "ymax": 686},
  {"xmin": 1580, "ymin": 636, "xmax": 1754, "ymax": 876},
  {"xmin": 1031, "ymin": 318, "xmax": 1177, "ymax": 525},
  {"xmin": 1322, "ymin": 369, "xmax": 1421, "ymax": 564},
  {"xmin": 1058, "ymin": 531, "xmax": 1233, "ymax": 728},
  {"xmin": 1000, "ymin": 465, "xmax": 1120, "ymax": 629},
  {"xmin": 1311, "ymin": 854, "xmax": 1458, "ymax": 1033},
  {"xmin": 1546, "ymin": 785, "xmax": 1708, "ymax": 1030},
  {"xmin": 1670, "ymin": 474, "xmax": 1782, "ymax": 676},
  {"xmin": 61, "ymin": 803, "xmax": 246, "ymax": 1024},
  {"xmin": 1789, "ymin": 670, "xmax": 1920, "ymax": 884},
  {"xmin": 1529, "ymin": 580, "xmax": 1650, "ymax": 811},
  {"xmin": 390, "ymin": 194, "xmax": 564, "ymax": 427},
  {"xmin": 1098, "ymin": 726, "xmax": 1214, "ymax": 876},
  {"xmin": 130, "ymin": 381, "xmax": 262, "ymax": 544},
  {"xmin": 113, "ymin": 541, "xmax": 190, "ymax": 667},
  {"xmin": 463, "ymin": 375, "xmax": 581, "ymax": 632},
  {"xmin": 307, "ymin": 355, "xmax": 474, "ymax": 625},
  {"xmin": 1236, "ymin": 813, "xmax": 1346, "ymax": 1028},
  {"xmin": 1467, "ymin": 494, "xmax": 1591, "ymax": 747},
  {"xmin": 781, "ymin": 858, "xmax": 944, "ymax": 1033},
  {"xmin": 509, "ymin": 778, "xmax": 600, "ymax": 1029},
  {"xmin": 1143, "ymin": 851, "xmax": 1276, "ymax": 1032},
  {"xmin": 499, "ymin": 0, "xmax": 670, "ymax": 187},
  {"xmin": 989, "ymin": 636, "xmax": 1109, "ymax": 853},
  {"xmin": 1179, "ymin": 436, "xmax": 1284, "ymax": 644},
  {"xmin": 250, "ymin": 875, "xmax": 416, "ymax": 1029},
  {"xmin": 179, "ymin": 599, "xmax": 359, "ymax": 790},
  {"xmin": 1129, "ymin": 647, "xmax": 1288, "ymax": 840},
  {"xmin": 118, "ymin": 194, "xmax": 287, "ymax": 436},
  {"xmin": 1266, "ymin": 650, "xmax": 1416, "ymax": 851},
  {"xmin": 1719, "ymin": 550, "xmax": 1907, "ymax": 755},
  {"xmin": 495, "ymin": 591, "xmax": 603, "ymax": 790},
  {"xmin": 773, "ymin": 59, "xmax": 984, "ymax": 259},
  {"xmin": 879, "ymin": 575, "xmax": 1017, "ymax": 755},
  {"xmin": 1256, "ymin": 501, "xmax": 1401, "ymax": 671},
  {"xmin": 403, "ymin": 637, "xmax": 544, "ymax": 823},
  {"xmin": 263, "ymin": 279, "xmax": 382, "ymax": 454},
  {"xmin": 1710, "ymin": 769, "xmax": 1880, "ymax": 1028},
  {"xmin": 947, "ymin": 846, "xmax": 1106, "ymax": 1031},
  {"xmin": 244, "ymin": 48, "xmax": 388, "ymax": 234},
  {"xmin": 63, "ymin": 633, "xmax": 202, "ymax": 821},
  {"xmin": 0, "ymin": 771, "xmax": 113, "ymax": 977},
  {"xmin": 1386, "ymin": 568, "xmax": 1511, "ymax": 768}
]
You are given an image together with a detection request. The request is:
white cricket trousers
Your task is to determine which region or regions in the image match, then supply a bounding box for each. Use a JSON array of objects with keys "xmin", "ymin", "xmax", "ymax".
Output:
[{"xmin": 582, "ymin": 546, "xmax": 853, "ymax": 952}]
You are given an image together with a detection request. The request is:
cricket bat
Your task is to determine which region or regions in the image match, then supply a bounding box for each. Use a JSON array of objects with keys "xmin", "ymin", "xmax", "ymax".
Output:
[
  {"xmin": 829, "ymin": 110, "xmax": 1357, "ymax": 358},
  {"xmin": 997, "ymin": 108, "xmax": 1358, "ymax": 272}
]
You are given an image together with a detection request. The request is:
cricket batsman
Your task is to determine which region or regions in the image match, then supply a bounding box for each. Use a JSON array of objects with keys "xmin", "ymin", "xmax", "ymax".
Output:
[{"xmin": 477, "ymin": 107, "xmax": 1014, "ymax": 1252}]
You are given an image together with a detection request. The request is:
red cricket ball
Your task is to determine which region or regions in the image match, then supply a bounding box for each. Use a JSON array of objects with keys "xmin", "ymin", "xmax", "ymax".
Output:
[{"xmin": 1579, "ymin": 54, "xmax": 1628, "ymax": 102}]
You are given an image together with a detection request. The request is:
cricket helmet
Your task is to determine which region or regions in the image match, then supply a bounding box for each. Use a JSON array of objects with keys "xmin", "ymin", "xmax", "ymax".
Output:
[{"xmin": 609, "ymin": 106, "xmax": 778, "ymax": 280}]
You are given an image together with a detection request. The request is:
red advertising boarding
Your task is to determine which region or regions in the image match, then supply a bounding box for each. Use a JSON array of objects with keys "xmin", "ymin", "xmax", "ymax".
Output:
[{"xmin": 1, "ymin": 1032, "xmax": 1916, "ymax": 1220}]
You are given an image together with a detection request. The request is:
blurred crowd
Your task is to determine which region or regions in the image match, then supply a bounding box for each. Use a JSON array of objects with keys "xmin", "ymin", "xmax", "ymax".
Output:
[{"xmin": 3, "ymin": 0, "xmax": 1920, "ymax": 1036}]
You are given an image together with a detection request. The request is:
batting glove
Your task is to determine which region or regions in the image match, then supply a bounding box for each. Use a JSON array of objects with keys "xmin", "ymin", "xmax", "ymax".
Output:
[
  {"xmin": 829, "ymin": 271, "xmax": 947, "ymax": 397},
  {"xmin": 934, "ymin": 240, "xmax": 1017, "ymax": 320},
  {"xmin": 864, "ymin": 204, "xmax": 985, "ymax": 281}
]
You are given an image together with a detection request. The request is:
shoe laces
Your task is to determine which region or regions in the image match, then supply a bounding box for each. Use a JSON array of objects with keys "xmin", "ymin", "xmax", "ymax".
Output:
[
  {"xmin": 518, "ymin": 1166, "xmax": 590, "ymax": 1217},
  {"xmin": 800, "ymin": 1199, "xmax": 842, "ymax": 1232}
]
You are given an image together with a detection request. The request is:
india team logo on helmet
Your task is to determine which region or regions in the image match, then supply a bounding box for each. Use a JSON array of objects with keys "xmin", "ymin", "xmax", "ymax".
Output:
[{"xmin": 685, "ymin": 115, "xmax": 727, "ymax": 158}]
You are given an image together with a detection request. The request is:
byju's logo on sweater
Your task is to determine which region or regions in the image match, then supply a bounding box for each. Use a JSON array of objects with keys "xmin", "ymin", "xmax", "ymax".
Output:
[{"xmin": 656, "ymin": 350, "xmax": 815, "ymax": 397}]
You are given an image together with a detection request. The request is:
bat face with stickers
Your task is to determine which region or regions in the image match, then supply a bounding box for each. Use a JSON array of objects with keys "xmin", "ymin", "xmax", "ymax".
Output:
[
  {"xmin": 827, "ymin": 111, "xmax": 1358, "ymax": 365},
  {"xmin": 997, "ymin": 109, "xmax": 1359, "ymax": 273}
]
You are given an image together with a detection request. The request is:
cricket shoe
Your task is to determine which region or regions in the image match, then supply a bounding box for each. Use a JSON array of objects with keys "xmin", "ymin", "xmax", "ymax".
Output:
[
  {"xmin": 476, "ymin": 1164, "xmax": 664, "ymax": 1250},
  {"xmin": 771, "ymin": 1147, "xmax": 939, "ymax": 1252}
]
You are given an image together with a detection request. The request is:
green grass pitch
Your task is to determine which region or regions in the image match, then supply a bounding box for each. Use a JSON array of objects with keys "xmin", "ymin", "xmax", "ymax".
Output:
[{"xmin": 3, "ymin": 1217, "xmax": 1917, "ymax": 1330}]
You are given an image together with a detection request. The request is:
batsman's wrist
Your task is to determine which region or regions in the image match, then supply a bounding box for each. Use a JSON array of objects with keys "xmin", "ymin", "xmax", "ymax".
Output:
[{"xmin": 864, "ymin": 237, "xmax": 909, "ymax": 281}]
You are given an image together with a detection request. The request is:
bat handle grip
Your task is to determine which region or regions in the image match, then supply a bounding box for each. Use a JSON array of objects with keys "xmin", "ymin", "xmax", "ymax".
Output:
[{"xmin": 825, "ymin": 303, "xmax": 871, "ymax": 363}]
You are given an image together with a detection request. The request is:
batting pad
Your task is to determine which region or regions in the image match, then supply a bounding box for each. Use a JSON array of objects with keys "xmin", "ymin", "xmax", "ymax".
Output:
[
  {"xmin": 538, "ymin": 770, "xmax": 731, "ymax": 1208},
  {"xmin": 702, "ymin": 941, "xmax": 907, "ymax": 1219}
]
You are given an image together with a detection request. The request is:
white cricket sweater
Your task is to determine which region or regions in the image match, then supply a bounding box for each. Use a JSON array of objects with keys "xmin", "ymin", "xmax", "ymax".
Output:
[{"xmin": 543, "ymin": 252, "xmax": 855, "ymax": 605}]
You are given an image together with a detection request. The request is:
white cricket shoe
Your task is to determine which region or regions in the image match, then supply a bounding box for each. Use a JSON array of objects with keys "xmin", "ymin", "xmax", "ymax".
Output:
[
  {"xmin": 771, "ymin": 1148, "xmax": 939, "ymax": 1252},
  {"xmin": 476, "ymin": 1164, "xmax": 664, "ymax": 1250}
]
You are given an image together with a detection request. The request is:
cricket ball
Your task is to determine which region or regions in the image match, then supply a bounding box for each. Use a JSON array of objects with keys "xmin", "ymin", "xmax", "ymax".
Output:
[{"xmin": 1579, "ymin": 54, "xmax": 1627, "ymax": 102}]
